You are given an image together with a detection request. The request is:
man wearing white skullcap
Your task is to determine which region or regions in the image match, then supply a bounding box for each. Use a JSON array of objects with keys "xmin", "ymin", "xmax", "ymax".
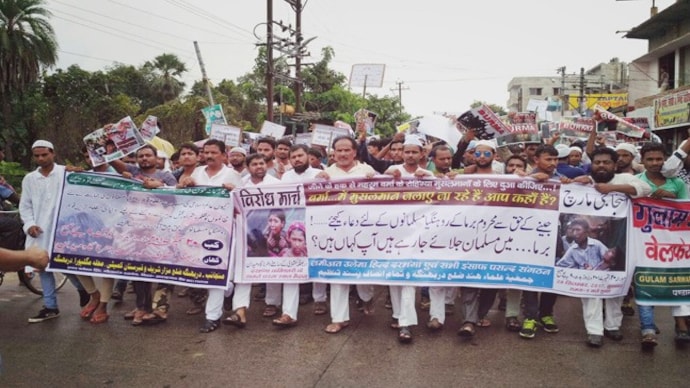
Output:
[
  {"xmin": 614, "ymin": 143, "xmax": 639, "ymax": 175},
  {"xmin": 21, "ymin": 140, "xmax": 66, "ymax": 323}
]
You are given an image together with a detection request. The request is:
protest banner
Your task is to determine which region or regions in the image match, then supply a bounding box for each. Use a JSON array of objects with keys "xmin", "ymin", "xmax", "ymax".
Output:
[
  {"xmin": 201, "ymin": 104, "xmax": 227, "ymax": 136},
  {"xmin": 83, "ymin": 116, "xmax": 146, "ymax": 167},
  {"xmin": 233, "ymin": 176, "xmax": 640, "ymax": 299},
  {"xmin": 631, "ymin": 198, "xmax": 690, "ymax": 305},
  {"xmin": 294, "ymin": 133, "xmax": 313, "ymax": 145},
  {"xmin": 210, "ymin": 123, "xmax": 242, "ymax": 148},
  {"xmin": 507, "ymin": 112, "xmax": 538, "ymax": 133},
  {"xmin": 260, "ymin": 120, "xmax": 287, "ymax": 139},
  {"xmin": 355, "ymin": 108, "xmax": 377, "ymax": 136},
  {"xmin": 456, "ymin": 105, "xmax": 511, "ymax": 140},
  {"xmin": 594, "ymin": 105, "xmax": 647, "ymax": 138},
  {"xmin": 558, "ymin": 116, "xmax": 595, "ymax": 139},
  {"xmin": 49, "ymin": 172, "xmax": 234, "ymax": 289}
]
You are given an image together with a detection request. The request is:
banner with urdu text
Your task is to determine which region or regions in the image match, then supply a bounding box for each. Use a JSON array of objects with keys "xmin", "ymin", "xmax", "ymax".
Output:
[
  {"xmin": 234, "ymin": 176, "xmax": 637, "ymax": 299},
  {"xmin": 49, "ymin": 172, "xmax": 234, "ymax": 289}
]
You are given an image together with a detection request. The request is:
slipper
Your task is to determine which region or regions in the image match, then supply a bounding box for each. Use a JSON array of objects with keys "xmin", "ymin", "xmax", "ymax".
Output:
[
  {"xmin": 478, "ymin": 318, "xmax": 492, "ymax": 327},
  {"xmin": 505, "ymin": 317, "xmax": 521, "ymax": 332},
  {"xmin": 263, "ymin": 305, "xmax": 279, "ymax": 318},
  {"xmin": 123, "ymin": 308, "xmax": 139, "ymax": 321},
  {"xmin": 390, "ymin": 319, "xmax": 400, "ymax": 330},
  {"xmin": 80, "ymin": 303, "xmax": 98, "ymax": 320},
  {"xmin": 398, "ymin": 327, "xmax": 413, "ymax": 343},
  {"xmin": 223, "ymin": 312, "xmax": 246, "ymax": 328},
  {"xmin": 199, "ymin": 319, "xmax": 221, "ymax": 333},
  {"xmin": 457, "ymin": 322, "xmax": 476, "ymax": 337},
  {"xmin": 89, "ymin": 311, "xmax": 109, "ymax": 324},
  {"xmin": 313, "ymin": 302, "xmax": 328, "ymax": 316},
  {"xmin": 272, "ymin": 314, "xmax": 298, "ymax": 327},
  {"xmin": 325, "ymin": 321, "xmax": 350, "ymax": 334}
]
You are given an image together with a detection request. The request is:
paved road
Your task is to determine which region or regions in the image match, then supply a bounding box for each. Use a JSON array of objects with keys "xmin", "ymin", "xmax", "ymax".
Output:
[{"xmin": 0, "ymin": 275, "xmax": 688, "ymax": 387}]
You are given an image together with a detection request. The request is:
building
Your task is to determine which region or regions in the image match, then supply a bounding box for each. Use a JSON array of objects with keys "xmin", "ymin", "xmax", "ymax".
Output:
[{"xmin": 625, "ymin": 0, "xmax": 690, "ymax": 147}]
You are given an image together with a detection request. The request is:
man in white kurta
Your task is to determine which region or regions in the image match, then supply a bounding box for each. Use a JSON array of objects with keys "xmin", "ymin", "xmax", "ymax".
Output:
[
  {"xmin": 178, "ymin": 139, "xmax": 242, "ymax": 332},
  {"xmin": 21, "ymin": 140, "xmax": 66, "ymax": 322}
]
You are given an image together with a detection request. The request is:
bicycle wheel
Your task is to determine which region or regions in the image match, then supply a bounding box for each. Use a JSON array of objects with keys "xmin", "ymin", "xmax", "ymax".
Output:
[{"xmin": 18, "ymin": 271, "xmax": 69, "ymax": 296}]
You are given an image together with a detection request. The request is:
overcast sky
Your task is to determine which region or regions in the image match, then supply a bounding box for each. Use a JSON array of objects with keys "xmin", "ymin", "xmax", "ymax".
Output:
[{"xmin": 46, "ymin": 0, "xmax": 674, "ymax": 118}]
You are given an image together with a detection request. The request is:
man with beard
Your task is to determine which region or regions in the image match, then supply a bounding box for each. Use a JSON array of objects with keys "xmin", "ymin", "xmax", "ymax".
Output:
[
  {"xmin": 614, "ymin": 143, "xmax": 642, "ymax": 175},
  {"xmin": 256, "ymin": 137, "xmax": 280, "ymax": 178},
  {"xmin": 430, "ymin": 144, "xmax": 461, "ymax": 178},
  {"xmin": 318, "ymin": 136, "xmax": 377, "ymax": 335},
  {"xmin": 568, "ymin": 147, "xmax": 650, "ymax": 347},
  {"xmin": 275, "ymin": 138, "xmax": 293, "ymax": 173},
  {"xmin": 178, "ymin": 139, "xmax": 242, "ymax": 332},
  {"xmin": 228, "ymin": 146, "xmax": 248, "ymax": 177},
  {"xmin": 271, "ymin": 144, "xmax": 322, "ymax": 327}
]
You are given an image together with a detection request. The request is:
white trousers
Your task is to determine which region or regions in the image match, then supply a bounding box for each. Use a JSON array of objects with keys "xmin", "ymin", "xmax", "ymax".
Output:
[
  {"xmin": 265, "ymin": 283, "xmax": 282, "ymax": 306},
  {"xmin": 581, "ymin": 296, "xmax": 623, "ymax": 335},
  {"xmin": 429, "ymin": 287, "xmax": 457, "ymax": 324},
  {"xmin": 281, "ymin": 283, "xmax": 300, "ymax": 319},
  {"xmin": 313, "ymin": 282, "xmax": 328, "ymax": 303},
  {"xmin": 205, "ymin": 283, "xmax": 235, "ymax": 321},
  {"xmin": 390, "ymin": 285, "xmax": 418, "ymax": 327},
  {"xmin": 329, "ymin": 284, "xmax": 374, "ymax": 323}
]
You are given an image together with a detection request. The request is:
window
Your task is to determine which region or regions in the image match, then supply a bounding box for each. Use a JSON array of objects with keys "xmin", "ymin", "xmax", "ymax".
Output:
[
  {"xmin": 529, "ymin": 88, "xmax": 542, "ymax": 96},
  {"xmin": 553, "ymin": 87, "xmax": 561, "ymax": 96}
]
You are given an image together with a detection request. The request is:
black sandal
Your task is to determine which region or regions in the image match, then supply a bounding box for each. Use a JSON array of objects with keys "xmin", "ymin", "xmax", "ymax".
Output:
[
  {"xmin": 457, "ymin": 321, "xmax": 476, "ymax": 337},
  {"xmin": 505, "ymin": 317, "xmax": 521, "ymax": 332},
  {"xmin": 199, "ymin": 319, "xmax": 220, "ymax": 333},
  {"xmin": 223, "ymin": 313, "xmax": 246, "ymax": 328},
  {"xmin": 398, "ymin": 327, "xmax": 413, "ymax": 343}
]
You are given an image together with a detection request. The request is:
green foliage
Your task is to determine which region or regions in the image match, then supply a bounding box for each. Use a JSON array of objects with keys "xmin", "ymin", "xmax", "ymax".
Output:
[{"xmin": 0, "ymin": 161, "xmax": 28, "ymax": 190}]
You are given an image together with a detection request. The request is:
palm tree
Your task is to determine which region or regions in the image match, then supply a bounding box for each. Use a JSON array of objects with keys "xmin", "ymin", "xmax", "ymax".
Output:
[
  {"xmin": 143, "ymin": 53, "xmax": 187, "ymax": 104},
  {"xmin": 0, "ymin": 0, "xmax": 57, "ymax": 160}
]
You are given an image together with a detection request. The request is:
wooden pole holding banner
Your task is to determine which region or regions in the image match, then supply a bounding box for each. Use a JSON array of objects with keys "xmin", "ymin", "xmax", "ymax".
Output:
[{"xmin": 193, "ymin": 41, "xmax": 214, "ymax": 106}]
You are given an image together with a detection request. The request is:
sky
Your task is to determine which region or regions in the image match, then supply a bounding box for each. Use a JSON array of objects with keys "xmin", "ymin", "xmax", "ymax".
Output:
[{"xmin": 46, "ymin": 0, "xmax": 675, "ymax": 119}]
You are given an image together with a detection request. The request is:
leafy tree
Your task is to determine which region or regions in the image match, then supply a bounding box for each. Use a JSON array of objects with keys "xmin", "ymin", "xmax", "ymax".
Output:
[
  {"xmin": 143, "ymin": 53, "xmax": 187, "ymax": 104},
  {"xmin": 0, "ymin": 0, "xmax": 57, "ymax": 161},
  {"xmin": 470, "ymin": 100, "xmax": 507, "ymax": 116}
]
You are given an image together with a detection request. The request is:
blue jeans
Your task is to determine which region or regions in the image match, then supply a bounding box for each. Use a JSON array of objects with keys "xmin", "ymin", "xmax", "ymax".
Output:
[
  {"xmin": 638, "ymin": 304, "xmax": 656, "ymax": 335},
  {"xmin": 39, "ymin": 272, "xmax": 57, "ymax": 309}
]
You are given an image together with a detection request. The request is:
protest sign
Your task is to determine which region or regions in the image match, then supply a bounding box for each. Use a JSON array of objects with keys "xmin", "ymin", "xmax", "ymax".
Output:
[
  {"xmin": 310, "ymin": 124, "xmax": 351, "ymax": 148},
  {"xmin": 201, "ymin": 104, "xmax": 227, "ymax": 136},
  {"xmin": 355, "ymin": 109, "xmax": 377, "ymax": 136},
  {"xmin": 139, "ymin": 115, "xmax": 160, "ymax": 141},
  {"xmin": 456, "ymin": 105, "xmax": 511, "ymax": 140},
  {"xmin": 260, "ymin": 120, "xmax": 287, "ymax": 139},
  {"xmin": 49, "ymin": 172, "xmax": 234, "ymax": 289},
  {"xmin": 507, "ymin": 112, "xmax": 538, "ymax": 133},
  {"xmin": 594, "ymin": 106, "xmax": 647, "ymax": 138},
  {"xmin": 83, "ymin": 116, "xmax": 145, "ymax": 167},
  {"xmin": 558, "ymin": 116, "xmax": 595, "ymax": 138},
  {"xmin": 294, "ymin": 133, "xmax": 313, "ymax": 145},
  {"xmin": 210, "ymin": 123, "xmax": 242, "ymax": 148},
  {"xmin": 632, "ymin": 198, "xmax": 690, "ymax": 305}
]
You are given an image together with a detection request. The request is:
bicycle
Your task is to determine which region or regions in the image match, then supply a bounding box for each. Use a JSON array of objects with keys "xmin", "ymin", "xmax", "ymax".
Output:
[{"xmin": 0, "ymin": 209, "xmax": 68, "ymax": 296}]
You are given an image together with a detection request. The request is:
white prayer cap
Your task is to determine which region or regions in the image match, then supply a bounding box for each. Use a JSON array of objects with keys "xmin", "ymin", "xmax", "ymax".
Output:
[
  {"xmin": 568, "ymin": 147, "xmax": 582, "ymax": 155},
  {"xmin": 474, "ymin": 140, "xmax": 496, "ymax": 151},
  {"xmin": 615, "ymin": 143, "xmax": 637, "ymax": 157},
  {"xmin": 31, "ymin": 140, "xmax": 54, "ymax": 150},
  {"xmin": 555, "ymin": 144, "xmax": 570, "ymax": 159},
  {"xmin": 230, "ymin": 146, "xmax": 247, "ymax": 156},
  {"xmin": 157, "ymin": 150, "xmax": 168, "ymax": 159},
  {"xmin": 403, "ymin": 136, "xmax": 424, "ymax": 148}
]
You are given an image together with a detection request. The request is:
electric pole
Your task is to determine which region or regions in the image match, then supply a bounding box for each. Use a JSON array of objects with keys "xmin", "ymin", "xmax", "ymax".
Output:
[
  {"xmin": 293, "ymin": 0, "xmax": 303, "ymax": 113},
  {"xmin": 266, "ymin": 0, "xmax": 274, "ymax": 121},
  {"xmin": 579, "ymin": 67, "xmax": 585, "ymax": 115},
  {"xmin": 557, "ymin": 66, "xmax": 566, "ymax": 115},
  {"xmin": 193, "ymin": 41, "xmax": 214, "ymax": 106},
  {"xmin": 390, "ymin": 80, "xmax": 408, "ymax": 115}
]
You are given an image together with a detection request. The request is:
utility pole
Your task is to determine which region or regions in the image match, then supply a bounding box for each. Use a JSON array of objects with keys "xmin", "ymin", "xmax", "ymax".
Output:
[
  {"xmin": 557, "ymin": 66, "xmax": 566, "ymax": 115},
  {"xmin": 193, "ymin": 41, "xmax": 214, "ymax": 106},
  {"xmin": 266, "ymin": 0, "xmax": 274, "ymax": 121},
  {"xmin": 579, "ymin": 67, "xmax": 585, "ymax": 115},
  {"xmin": 390, "ymin": 80, "xmax": 408, "ymax": 115},
  {"xmin": 293, "ymin": 0, "xmax": 303, "ymax": 114}
]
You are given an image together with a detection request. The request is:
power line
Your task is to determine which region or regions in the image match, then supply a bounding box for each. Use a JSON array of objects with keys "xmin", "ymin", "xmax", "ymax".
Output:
[
  {"xmin": 106, "ymin": 0, "xmax": 255, "ymax": 44},
  {"xmin": 57, "ymin": 49, "xmax": 121, "ymax": 63},
  {"xmin": 162, "ymin": 0, "xmax": 256, "ymax": 39}
]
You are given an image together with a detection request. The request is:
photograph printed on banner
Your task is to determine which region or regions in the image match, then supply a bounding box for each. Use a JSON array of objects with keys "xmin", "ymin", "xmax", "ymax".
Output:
[
  {"xmin": 554, "ymin": 213, "xmax": 627, "ymax": 272},
  {"xmin": 245, "ymin": 208, "xmax": 306, "ymax": 258}
]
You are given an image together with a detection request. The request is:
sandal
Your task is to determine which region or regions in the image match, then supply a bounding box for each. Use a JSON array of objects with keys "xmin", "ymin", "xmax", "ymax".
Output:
[
  {"xmin": 398, "ymin": 327, "xmax": 413, "ymax": 343},
  {"xmin": 142, "ymin": 312, "xmax": 166, "ymax": 325},
  {"xmin": 131, "ymin": 310, "xmax": 147, "ymax": 326},
  {"xmin": 362, "ymin": 299, "xmax": 375, "ymax": 315},
  {"xmin": 123, "ymin": 308, "xmax": 139, "ymax": 321},
  {"xmin": 457, "ymin": 322, "xmax": 476, "ymax": 337},
  {"xmin": 324, "ymin": 321, "xmax": 350, "ymax": 334},
  {"xmin": 390, "ymin": 319, "xmax": 400, "ymax": 330},
  {"xmin": 478, "ymin": 318, "xmax": 492, "ymax": 327},
  {"xmin": 263, "ymin": 305, "xmax": 279, "ymax": 318},
  {"xmin": 272, "ymin": 314, "xmax": 298, "ymax": 327},
  {"xmin": 80, "ymin": 302, "xmax": 98, "ymax": 320},
  {"xmin": 313, "ymin": 302, "xmax": 328, "ymax": 316},
  {"xmin": 186, "ymin": 306, "xmax": 204, "ymax": 315},
  {"xmin": 223, "ymin": 309, "xmax": 247, "ymax": 328},
  {"xmin": 89, "ymin": 311, "xmax": 109, "ymax": 324},
  {"xmin": 199, "ymin": 319, "xmax": 221, "ymax": 333},
  {"xmin": 505, "ymin": 316, "xmax": 521, "ymax": 332}
]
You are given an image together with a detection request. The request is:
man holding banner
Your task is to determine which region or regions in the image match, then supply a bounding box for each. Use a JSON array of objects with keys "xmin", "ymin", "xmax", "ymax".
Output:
[{"xmin": 566, "ymin": 146, "xmax": 651, "ymax": 347}]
